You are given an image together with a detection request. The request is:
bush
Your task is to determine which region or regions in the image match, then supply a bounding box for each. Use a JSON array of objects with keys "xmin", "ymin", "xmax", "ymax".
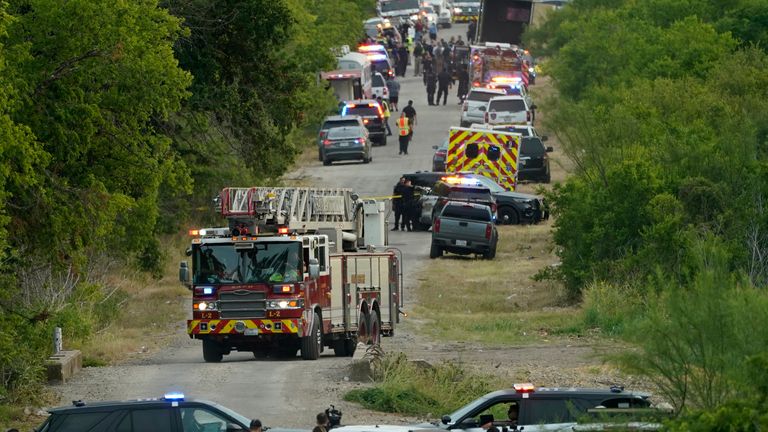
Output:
[{"xmin": 582, "ymin": 281, "xmax": 645, "ymax": 336}]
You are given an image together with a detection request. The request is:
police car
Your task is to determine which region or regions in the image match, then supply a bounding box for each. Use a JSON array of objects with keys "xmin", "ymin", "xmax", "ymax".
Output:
[
  {"xmin": 333, "ymin": 384, "xmax": 656, "ymax": 432},
  {"xmin": 35, "ymin": 393, "xmax": 258, "ymax": 432}
]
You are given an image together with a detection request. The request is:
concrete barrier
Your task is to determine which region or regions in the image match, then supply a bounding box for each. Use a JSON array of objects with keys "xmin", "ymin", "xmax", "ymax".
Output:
[{"xmin": 46, "ymin": 350, "xmax": 82, "ymax": 383}]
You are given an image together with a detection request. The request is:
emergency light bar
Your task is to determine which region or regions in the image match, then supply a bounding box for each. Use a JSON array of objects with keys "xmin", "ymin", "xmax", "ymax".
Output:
[
  {"xmin": 368, "ymin": 53, "xmax": 389, "ymax": 61},
  {"xmin": 514, "ymin": 383, "xmax": 535, "ymax": 393},
  {"xmin": 358, "ymin": 44, "xmax": 386, "ymax": 52},
  {"xmin": 491, "ymin": 76, "xmax": 523, "ymax": 83},
  {"xmin": 164, "ymin": 392, "xmax": 185, "ymax": 401}
]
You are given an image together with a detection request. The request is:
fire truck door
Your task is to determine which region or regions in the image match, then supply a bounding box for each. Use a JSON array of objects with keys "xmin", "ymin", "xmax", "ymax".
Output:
[{"xmin": 329, "ymin": 255, "xmax": 347, "ymax": 329}]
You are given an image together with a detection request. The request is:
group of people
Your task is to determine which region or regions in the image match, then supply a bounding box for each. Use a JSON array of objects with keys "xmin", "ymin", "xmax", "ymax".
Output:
[
  {"xmin": 392, "ymin": 177, "xmax": 421, "ymax": 231},
  {"xmin": 248, "ymin": 409, "xmax": 338, "ymax": 432},
  {"xmin": 416, "ymin": 37, "xmax": 470, "ymax": 106}
]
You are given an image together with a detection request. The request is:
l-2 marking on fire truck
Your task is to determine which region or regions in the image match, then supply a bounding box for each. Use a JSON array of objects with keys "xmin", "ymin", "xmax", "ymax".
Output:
[{"xmin": 446, "ymin": 127, "xmax": 522, "ymax": 190}]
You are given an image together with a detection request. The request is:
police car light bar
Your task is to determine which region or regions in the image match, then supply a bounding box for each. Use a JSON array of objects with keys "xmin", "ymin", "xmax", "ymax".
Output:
[
  {"xmin": 164, "ymin": 392, "xmax": 185, "ymax": 401},
  {"xmin": 368, "ymin": 53, "xmax": 389, "ymax": 61},
  {"xmin": 514, "ymin": 383, "xmax": 535, "ymax": 393},
  {"xmin": 359, "ymin": 44, "xmax": 386, "ymax": 52}
]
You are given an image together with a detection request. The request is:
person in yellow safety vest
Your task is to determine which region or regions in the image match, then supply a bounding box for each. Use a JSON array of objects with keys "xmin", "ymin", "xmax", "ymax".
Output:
[
  {"xmin": 396, "ymin": 112, "xmax": 411, "ymax": 155},
  {"xmin": 406, "ymin": 35, "xmax": 414, "ymax": 65},
  {"xmin": 376, "ymin": 96, "xmax": 392, "ymax": 136}
]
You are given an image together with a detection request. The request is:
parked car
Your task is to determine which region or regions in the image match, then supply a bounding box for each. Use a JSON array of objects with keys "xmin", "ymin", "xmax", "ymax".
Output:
[
  {"xmin": 334, "ymin": 384, "xmax": 656, "ymax": 432},
  {"xmin": 485, "ymin": 95, "xmax": 535, "ymax": 126},
  {"xmin": 518, "ymin": 136, "xmax": 552, "ymax": 183},
  {"xmin": 321, "ymin": 125, "xmax": 372, "ymax": 165},
  {"xmin": 341, "ymin": 99, "xmax": 387, "ymax": 146},
  {"xmin": 35, "ymin": 392, "xmax": 258, "ymax": 432},
  {"xmin": 431, "ymin": 201, "xmax": 498, "ymax": 259},
  {"xmin": 486, "ymin": 82, "xmax": 533, "ymax": 107},
  {"xmin": 460, "ymin": 87, "xmax": 506, "ymax": 127},
  {"xmin": 371, "ymin": 72, "xmax": 390, "ymax": 101},
  {"xmin": 482, "ymin": 123, "xmax": 547, "ymax": 139},
  {"xmin": 432, "ymin": 139, "xmax": 448, "ymax": 171},
  {"xmin": 318, "ymin": 115, "xmax": 365, "ymax": 161}
]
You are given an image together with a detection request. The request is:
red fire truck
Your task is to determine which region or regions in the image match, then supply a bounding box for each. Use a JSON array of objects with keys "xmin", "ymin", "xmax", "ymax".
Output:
[{"xmin": 180, "ymin": 187, "xmax": 400, "ymax": 362}]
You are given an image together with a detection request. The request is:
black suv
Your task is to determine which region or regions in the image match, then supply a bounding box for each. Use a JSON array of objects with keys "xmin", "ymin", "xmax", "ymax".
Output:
[
  {"xmin": 35, "ymin": 393, "xmax": 258, "ymax": 432},
  {"xmin": 404, "ymin": 172, "xmax": 548, "ymax": 227},
  {"xmin": 341, "ymin": 99, "xmax": 387, "ymax": 146},
  {"xmin": 518, "ymin": 136, "xmax": 553, "ymax": 183},
  {"xmin": 317, "ymin": 115, "xmax": 365, "ymax": 161}
]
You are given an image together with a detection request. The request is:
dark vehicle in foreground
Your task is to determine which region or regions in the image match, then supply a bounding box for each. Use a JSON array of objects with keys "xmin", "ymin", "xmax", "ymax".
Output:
[
  {"xmin": 518, "ymin": 136, "xmax": 553, "ymax": 183},
  {"xmin": 36, "ymin": 393, "xmax": 257, "ymax": 432},
  {"xmin": 318, "ymin": 115, "xmax": 365, "ymax": 161},
  {"xmin": 431, "ymin": 201, "xmax": 498, "ymax": 259},
  {"xmin": 322, "ymin": 126, "xmax": 372, "ymax": 165},
  {"xmin": 334, "ymin": 384, "xmax": 657, "ymax": 432},
  {"xmin": 341, "ymin": 100, "xmax": 387, "ymax": 146},
  {"xmin": 405, "ymin": 173, "xmax": 547, "ymax": 227}
]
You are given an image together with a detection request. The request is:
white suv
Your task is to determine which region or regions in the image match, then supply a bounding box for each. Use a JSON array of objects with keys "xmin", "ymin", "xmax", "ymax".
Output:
[
  {"xmin": 485, "ymin": 95, "xmax": 534, "ymax": 125},
  {"xmin": 460, "ymin": 87, "xmax": 506, "ymax": 127}
]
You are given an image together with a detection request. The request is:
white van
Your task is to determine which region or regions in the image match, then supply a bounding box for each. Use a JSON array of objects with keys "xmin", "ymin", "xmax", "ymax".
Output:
[{"xmin": 338, "ymin": 52, "xmax": 373, "ymax": 99}]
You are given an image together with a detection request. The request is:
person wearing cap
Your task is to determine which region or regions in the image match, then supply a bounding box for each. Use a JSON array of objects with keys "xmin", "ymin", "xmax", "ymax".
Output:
[{"xmin": 250, "ymin": 419, "xmax": 263, "ymax": 432}]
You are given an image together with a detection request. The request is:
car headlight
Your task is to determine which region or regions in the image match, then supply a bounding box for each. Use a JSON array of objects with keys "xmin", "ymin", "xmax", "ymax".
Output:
[
  {"xmin": 197, "ymin": 301, "xmax": 218, "ymax": 311},
  {"xmin": 454, "ymin": 7, "xmax": 462, "ymax": 13},
  {"xmin": 528, "ymin": 67, "xmax": 535, "ymax": 73},
  {"xmin": 267, "ymin": 299, "xmax": 304, "ymax": 309}
]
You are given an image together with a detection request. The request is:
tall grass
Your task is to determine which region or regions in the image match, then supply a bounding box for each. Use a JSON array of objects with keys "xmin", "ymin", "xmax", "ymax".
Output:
[{"xmin": 345, "ymin": 353, "xmax": 494, "ymax": 416}]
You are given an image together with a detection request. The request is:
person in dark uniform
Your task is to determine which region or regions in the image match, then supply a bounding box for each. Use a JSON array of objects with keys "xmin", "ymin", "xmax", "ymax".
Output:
[
  {"xmin": 250, "ymin": 419, "xmax": 263, "ymax": 432},
  {"xmin": 425, "ymin": 70, "xmax": 437, "ymax": 105},
  {"xmin": 437, "ymin": 68, "xmax": 453, "ymax": 105},
  {"xmin": 313, "ymin": 413, "xmax": 330, "ymax": 432},
  {"xmin": 400, "ymin": 179, "xmax": 415, "ymax": 231},
  {"xmin": 457, "ymin": 67, "xmax": 470, "ymax": 103},
  {"xmin": 392, "ymin": 177, "xmax": 407, "ymax": 230}
]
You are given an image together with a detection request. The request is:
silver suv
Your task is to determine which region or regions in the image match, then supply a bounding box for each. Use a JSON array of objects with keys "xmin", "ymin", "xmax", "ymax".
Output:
[{"xmin": 460, "ymin": 87, "xmax": 506, "ymax": 127}]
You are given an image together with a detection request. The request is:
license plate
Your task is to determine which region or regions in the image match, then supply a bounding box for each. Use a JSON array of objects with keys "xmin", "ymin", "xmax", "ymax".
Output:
[
  {"xmin": 456, "ymin": 240, "xmax": 467, "ymax": 246},
  {"xmin": 339, "ymin": 142, "xmax": 349, "ymax": 147},
  {"xmin": 244, "ymin": 328, "xmax": 259, "ymax": 336}
]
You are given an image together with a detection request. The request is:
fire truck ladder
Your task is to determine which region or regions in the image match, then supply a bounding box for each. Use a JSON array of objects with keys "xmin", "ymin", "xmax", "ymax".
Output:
[{"xmin": 218, "ymin": 187, "xmax": 363, "ymax": 251}]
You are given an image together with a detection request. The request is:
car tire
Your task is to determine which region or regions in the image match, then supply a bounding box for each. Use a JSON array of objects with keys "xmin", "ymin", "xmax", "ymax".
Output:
[
  {"xmin": 301, "ymin": 312, "xmax": 322, "ymax": 360},
  {"xmin": 357, "ymin": 312, "xmax": 370, "ymax": 344},
  {"xmin": 323, "ymin": 159, "xmax": 331, "ymax": 166},
  {"xmin": 498, "ymin": 207, "xmax": 520, "ymax": 225},
  {"xmin": 368, "ymin": 310, "xmax": 381, "ymax": 345},
  {"xmin": 429, "ymin": 242, "xmax": 443, "ymax": 259},
  {"xmin": 483, "ymin": 244, "xmax": 497, "ymax": 260},
  {"xmin": 318, "ymin": 148, "xmax": 323, "ymax": 161},
  {"xmin": 380, "ymin": 135, "xmax": 387, "ymax": 146},
  {"xmin": 202, "ymin": 339, "xmax": 223, "ymax": 363},
  {"xmin": 363, "ymin": 155, "xmax": 371, "ymax": 164},
  {"xmin": 460, "ymin": 121, "xmax": 470, "ymax": 128}
]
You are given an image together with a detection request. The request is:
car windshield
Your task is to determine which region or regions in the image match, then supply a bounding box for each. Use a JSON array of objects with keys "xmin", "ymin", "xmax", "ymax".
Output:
[
  {"xmin": 193, "ymin": 242, "xmax": 302, "ymax": 284},
  {"xmin": 372, "ymin": 74, "xmax": 385, "ymax": 86},
  {"xmin": 445, "ymin": 394, "xmax": 494, "ymax": 425},
  {"xmin": 328, "ymin": 127, "xmax": 362, "ymax": 139},
  {"xmin": 372, "ymin": 60, "xmax": 391, "ymax": 74},
  {"xmin": 345, "ymin": 105, "xmax": 380, "ymax": 117},
  {"xmin": 489, "ymin": 99, "xmax": 527, "ymax": 112},
  {"xmin": 381, "ymin": 0, "xmax": 419, "ymax": 12},
  {"xmin": 442, "ymin": 204, "xmax": 492, "ymax": 222},
  {"xmin": 521, "ymin": 137, "xmax": 546, "ymax": 156},
  {"xmin": 422, "ymin": 6, "xmax": 435, "ymax": 13},
  {"xmin": 468, "ymin": 91, "xmax": 504, "ymax": 102}
]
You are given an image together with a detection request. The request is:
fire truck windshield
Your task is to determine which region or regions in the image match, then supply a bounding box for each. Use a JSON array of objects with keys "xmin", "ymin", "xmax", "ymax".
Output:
[{"xmin": 192, "ymin": 242, "xmax": 303, "ymax": 285}]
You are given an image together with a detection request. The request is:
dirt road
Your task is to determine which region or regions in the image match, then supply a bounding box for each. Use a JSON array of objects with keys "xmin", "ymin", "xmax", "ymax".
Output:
[{"xmin": 51, "ymin": 24, "xmax": 623, "ymax": 428}]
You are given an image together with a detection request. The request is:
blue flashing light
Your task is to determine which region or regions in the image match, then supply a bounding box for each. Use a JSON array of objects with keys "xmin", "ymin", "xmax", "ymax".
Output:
[
  {"xmin": 202, "ymin": 287, "xmax": 214, "ymax": 295},
  {"xmin": 164, "ymin": 392, "xmax": 185, "ymax": 401},
  {"xmin": 341, "ymin": 106, "xmax": 348, "ymax": 115},
  {"xmin": 368, "ymin": 54, "xmax": 389, "ymax": 61}
]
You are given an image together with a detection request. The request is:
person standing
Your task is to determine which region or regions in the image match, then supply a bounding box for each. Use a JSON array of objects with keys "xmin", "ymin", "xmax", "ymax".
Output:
[
  {"xmin": 392, "ymin": 177, "xmax": 406, "ymax": 230},
  {"xmin": 429, "ymin": 21, "xmax": 437, "ymax": 41},
  {"xmin": 396, "ymin": 112, "xmax": 410, "ymax": 155},
  {"xmin": 468, "ymin": 19, "xmax": 477, "ymax": 44},
  {"xmin": 386, "ymin": 76, "xmax": 400, "ymax": 111},
  {"xmin": 413, "ymin": 41, "xmax": 423, "ymax": 77},
  {"xmin": 402, "ymin": 100, "xmax": 417, "ymax": 136},
  {"xmin": 313, "ymin": 413, "xmax": 330, "ymax": 432},
  {"xmin": 377, "ymin": 96, "xmax": 392, "ymax": 136},
  {"xmin": 457, "ymin": 67, "xmax": 469, "ymax": 103},
  {"xmin": 437, "ymin": 68, "xmax": 453, "ymax": 105},
  {"xmin": 401, "ymin": 179, "xmax": 416, "ymax": 231},
  {"xmin": 425, "ymin": 69, "xmax": 437, "ymax": 105},
  {"xmin": 396, "ymin": 44, "xmax": 409, "ymax": 76}
]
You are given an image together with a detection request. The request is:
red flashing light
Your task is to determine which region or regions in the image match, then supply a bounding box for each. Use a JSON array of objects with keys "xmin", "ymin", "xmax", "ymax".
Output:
[
  {"xmin": 433, "ymin": 218, "xmax": 441, "ymax": 233},
  {"xmin": 356, "ymin": 138, "xmax": 365, "ymax": 144},
  {"xmin": 277, "ymin": 227, "xmax": 290, "ymax": 235},
  {"xmin": 323, "ymin": 139, "xmax": 332, "ymax": 146},
  {"xmin": 188, "ymin": 229, "xmax": 200, "ymax": 236},
  {"xmin": 514, "ymin": 383, "xmax": 535, "ymax": 393}
]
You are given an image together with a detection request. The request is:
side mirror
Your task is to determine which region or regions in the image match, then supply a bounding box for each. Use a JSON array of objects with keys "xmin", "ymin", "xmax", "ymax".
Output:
[
  {"xmin": 546, "ymin": 146, "xmax": 554, "ymax": 152},
  {"xmin": 441, "ymin": 415, "xmax": 452, "ymax": 425},
  {"xmin": 179, "ymin": 261, "xmax": 191, "ymax": 288},
  {"xmin": 309, "ymin": 258, "xmax": 320, "ymax": 279},
  {"xmin": 478, "ymin": 106, "xmax": 486, "ymax": 111},
  {"xmin": 226, "ymin": 424, "xmax": 247, "ymax": 432},
  {"xmin": 541, "ymin": 135, "xmax": 549, "ymax": 142}
]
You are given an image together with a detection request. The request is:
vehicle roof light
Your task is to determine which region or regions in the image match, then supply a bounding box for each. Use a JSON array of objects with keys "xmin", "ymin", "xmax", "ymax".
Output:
[
  {"xmin": 514, "ymin": 383, "xmax": 535, "ymax": 393},
  {"xmin": 359, "ymin": 44, "xmax": 386, "ymax": 52},
  {"xmin": 278, "ymin": 227, "xmax": 289, "ymax": 235},
  {"xmin": 164, "ymin": 392, "xmax": 185, "ymax": 401},
  {"xmin": 368, "ymin": 54, "xmax": 389, "ymax": 61},
  {"xmin": 188, "ymin": 229, "xmax": 199, "ymax": 236}
]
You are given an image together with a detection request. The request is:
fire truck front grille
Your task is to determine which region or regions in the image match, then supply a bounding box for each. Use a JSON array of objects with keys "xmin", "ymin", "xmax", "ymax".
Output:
[{"xmin": 219, "ymin": 291, "xmax": 266, "ymax": 319}]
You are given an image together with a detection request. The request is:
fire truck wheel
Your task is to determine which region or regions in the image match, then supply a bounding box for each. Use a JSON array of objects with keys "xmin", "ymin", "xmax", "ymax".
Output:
[
  {"xmin": 202, "ymin": 339, "xmax": 223, "ymax": 363},
  {"xmin": 369, "ymin": 310, "xmax": 381, "ymax": 346},
  {"xmin": 301, "ymin": 312, "xmax": 322, "ymax": 360},
  {"xmin": 498, "ymin": 207, "xmax": 520, "ymax": 225},
  {"xmin": 357, "ymin": 313, "xmax": 369, "ymax": 344}
]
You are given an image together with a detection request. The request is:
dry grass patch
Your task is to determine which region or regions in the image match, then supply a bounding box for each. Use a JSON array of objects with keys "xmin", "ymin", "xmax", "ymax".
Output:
[{"xmin": 413, "ymin": 222, "xmax": 584, "ymax": 345}]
